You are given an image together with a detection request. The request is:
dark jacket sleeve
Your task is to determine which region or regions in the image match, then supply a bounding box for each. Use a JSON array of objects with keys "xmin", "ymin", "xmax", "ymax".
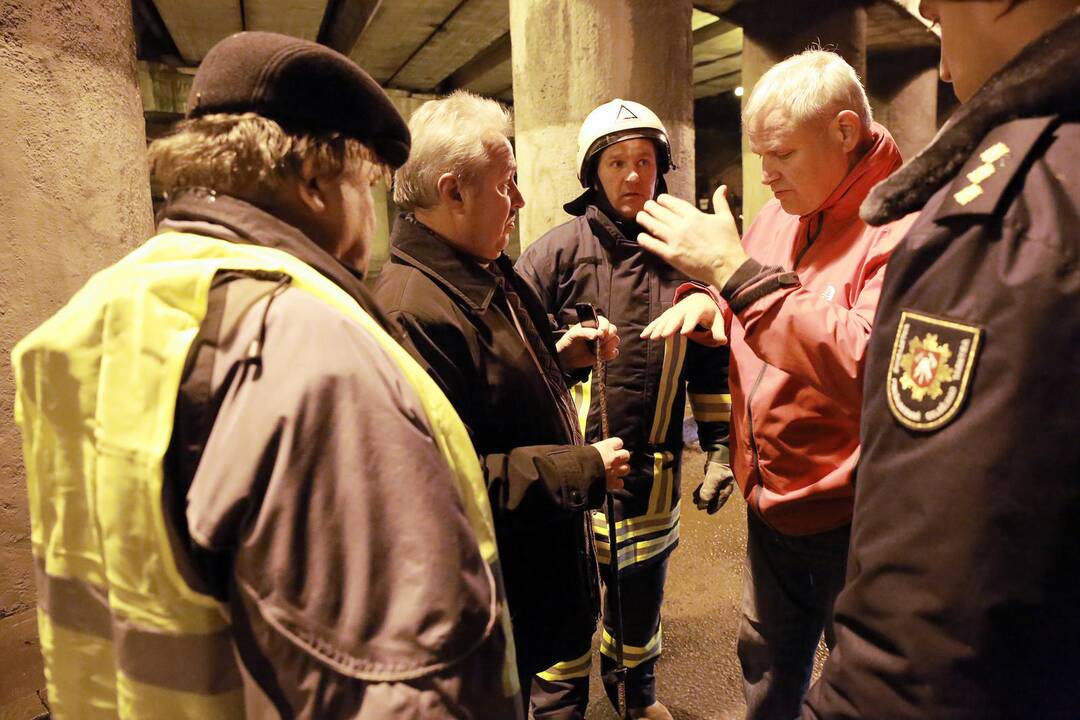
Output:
[
  {"xmin": 184, "ymin": 288, "xmax": 517, "ymax": 719},
  {"xmin": 388, "ymin": 304, "xmax": 606, "ymax": 523},
  {"xmin": 515, "ymin": 234, "xmax": 593, "ymax": 386},
  {"xmin": 684, "ymin": 340, "xmax": 731, "ymax": 453}
]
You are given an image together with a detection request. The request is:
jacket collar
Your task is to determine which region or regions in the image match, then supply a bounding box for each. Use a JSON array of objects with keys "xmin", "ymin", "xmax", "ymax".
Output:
[
  {"xmin": 799, "ymin": 122, "xmax": 903, "ymax": 226},
  {"xmin": 388, "ymin": 213, "xmax": 502, "ymax": 313},
  {"xmin": 157, "ymin": 188, "xmax": 399, "ymax": 334},
  {"xmin": 861, "ymin": 8, "xmax": 1080, "ymax": 226},
  {"xmin": 583, "ymin": 205, "xmax": 643, "ymax": 252}
]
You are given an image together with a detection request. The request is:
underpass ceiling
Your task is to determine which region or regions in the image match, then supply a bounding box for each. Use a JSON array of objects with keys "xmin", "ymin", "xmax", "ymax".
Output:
[{"xmin": 134, "ymin": 0, "xmax": 938, "ymax": 104}]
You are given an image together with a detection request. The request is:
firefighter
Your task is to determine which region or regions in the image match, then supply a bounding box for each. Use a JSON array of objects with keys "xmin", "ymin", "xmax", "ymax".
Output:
[
  {"xmin": 516, "ymin": 99, "xmax": 732, "ymax": 720},
  {"xmin": 13, "ymin": 32, "xmax": 521, "ymax": 718}
]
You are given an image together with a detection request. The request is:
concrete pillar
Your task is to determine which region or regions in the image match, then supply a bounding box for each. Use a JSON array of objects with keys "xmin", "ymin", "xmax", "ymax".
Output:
[
  {"xmin": 509, "ymin": 0, "xmax": 695, "ymax": 250},
  {"xmin": 869, "ymin": 47, "xmax": 940, "ymax": 161},
  {"xmin": 0, "ymin": 2, "xmax": 153, "ymax": 716},
  {"xmin": 732, "ymin": 0, "xmax": 867, "ymax": 225}
]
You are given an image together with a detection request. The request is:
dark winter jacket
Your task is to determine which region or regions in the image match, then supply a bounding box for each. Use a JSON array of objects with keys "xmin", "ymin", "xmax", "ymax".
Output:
[
  {"xmin": 805, "ymin": 11, "xmax": 1080, "ymax": 719},
  {"xmin": 517, "ymin": 204, "xmax": 730, "ymax": 574},
  {"xmin": 374, "ymin": 214, "xmax": 605, "ymax": 676}
]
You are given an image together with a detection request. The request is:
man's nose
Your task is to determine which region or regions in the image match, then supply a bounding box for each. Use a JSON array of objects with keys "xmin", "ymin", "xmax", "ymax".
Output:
[
  {"xmin": 761, "ymin": 164, "xmax": 779, "ymax": 185},
  {"xmin": 511, "ymin": 183, "xmax": 525, "ymax": 208}
]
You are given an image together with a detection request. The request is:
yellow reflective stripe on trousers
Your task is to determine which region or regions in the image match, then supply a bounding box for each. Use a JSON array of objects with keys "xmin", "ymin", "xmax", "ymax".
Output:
[
  {"xmin": 593, "ymin": 502, "xmax": 680, "ymax": 546},
  {"xmin": 571, "ymin": 375, "xmax": 592, "ymax": 437},
  {"xmin": 647, "ymin": 334, "xmax": 687, "ymax": 444},
  {"xmin": 537, "ymin": 647, "xmax": 593, "ymax": 681},
  {"xmin": 599, "ymin": 623, "xmax": 662, "ymax": 668},
  {"xmin": 689, "ymin": 392, "xmax": 732, "ymax": 422},
  {"xmin": 594, "ymin": 513, "xmax": 680, "ymax": 571}
]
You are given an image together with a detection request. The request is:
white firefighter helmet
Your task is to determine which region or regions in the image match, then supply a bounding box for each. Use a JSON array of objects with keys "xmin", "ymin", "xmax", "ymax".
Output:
[{"xmin": 575, "ymin": 99, "xmax": 674, "ymax": 188}]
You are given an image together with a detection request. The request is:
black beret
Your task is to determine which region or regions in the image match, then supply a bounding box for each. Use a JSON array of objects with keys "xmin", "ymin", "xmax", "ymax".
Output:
[{"xmin": 186, "ymin": 31, "xmax": 410, "ymax": 168}]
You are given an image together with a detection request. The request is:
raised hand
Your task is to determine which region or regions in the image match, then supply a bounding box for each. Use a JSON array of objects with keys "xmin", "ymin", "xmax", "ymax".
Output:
[{"xmin": 636, "ymin": 185, "xmax": 748, "ymax": 288}]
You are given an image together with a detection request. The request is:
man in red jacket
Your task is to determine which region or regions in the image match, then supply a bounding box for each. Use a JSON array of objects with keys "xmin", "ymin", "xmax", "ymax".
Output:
[{"xmin": 635, "ymin": 50, "xmax": 917, "ymax": 719}]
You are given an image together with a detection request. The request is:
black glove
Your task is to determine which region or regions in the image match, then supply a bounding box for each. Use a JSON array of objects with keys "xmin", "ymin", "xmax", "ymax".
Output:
[{"xmin": 693, "ymin": 447, "xmax": 734, "ymax": 515}]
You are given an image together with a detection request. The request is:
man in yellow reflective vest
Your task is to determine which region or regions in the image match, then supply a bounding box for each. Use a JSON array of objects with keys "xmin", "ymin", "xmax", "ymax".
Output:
[{"xmin": 13, "ymin": 32, "xmax": 521, "ymax": 719}]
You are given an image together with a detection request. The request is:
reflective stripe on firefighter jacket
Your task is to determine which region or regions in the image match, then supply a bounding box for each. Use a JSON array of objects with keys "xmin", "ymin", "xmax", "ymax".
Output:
[
  {"xmin": 517, "ymin": 206, "xmax": 731, "ymax": 575},
  {"xmin": 13, "ymin": 230, "xmax": 516, "ymax": 718}
]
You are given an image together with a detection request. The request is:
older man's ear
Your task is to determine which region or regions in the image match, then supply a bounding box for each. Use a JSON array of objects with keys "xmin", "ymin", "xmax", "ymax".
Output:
[{"xmin": 436, "ymin": 172, "xmax": 464, "ymax": 208}]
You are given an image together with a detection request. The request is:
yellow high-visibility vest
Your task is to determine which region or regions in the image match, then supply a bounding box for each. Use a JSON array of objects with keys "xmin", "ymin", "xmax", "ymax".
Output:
[{"xmin": 13, "ymin": 230, "xmax": 517, "ymax": 718}]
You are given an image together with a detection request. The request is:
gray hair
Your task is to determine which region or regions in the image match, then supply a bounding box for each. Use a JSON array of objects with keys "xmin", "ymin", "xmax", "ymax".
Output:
[
  {"xmin": 742, "ymin": 49, "xmax": 872, "ymax": 133},
  {"xmin": 393, "ymin": 90, "xmax": 514, "ymax": 211},
  {"xmin": 148, "ymin": 112, "xmax": 386, "ymax": 201}
]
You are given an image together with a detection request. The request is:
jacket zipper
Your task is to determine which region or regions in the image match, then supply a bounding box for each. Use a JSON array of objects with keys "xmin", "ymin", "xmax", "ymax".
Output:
[
  {"xmin": 744, "ymin": 364, "xmax": 768, "ymax": 511},
  {"xmin": 744, "ymin": 211, "xmax": 824, "ymax": 512}
]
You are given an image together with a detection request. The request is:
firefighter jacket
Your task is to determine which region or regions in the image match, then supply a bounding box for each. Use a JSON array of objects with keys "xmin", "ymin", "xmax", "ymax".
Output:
[
  {"xmin": 374, "ymin": 214, "xmax": 607, "ymax": 677},
  {"xmin": 805, "ymin": 11, "xmax": 1080, "ymax": 719},
  {"xmin": 13, "ymin": 191, "xmax": 520, "ymax": 719},
  {"xmin": 689, "ymin": 124, "xmax": 918, "ymax": 536},
  {"xmin": 516, "ymin": 203, "xmax": 731, "ymax": 575}
]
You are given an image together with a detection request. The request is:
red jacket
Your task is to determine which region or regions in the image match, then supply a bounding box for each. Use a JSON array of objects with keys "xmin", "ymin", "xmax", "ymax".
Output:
[{"xmin": 692, "ymin": 125, "xmax": 917, "ymax": 535}]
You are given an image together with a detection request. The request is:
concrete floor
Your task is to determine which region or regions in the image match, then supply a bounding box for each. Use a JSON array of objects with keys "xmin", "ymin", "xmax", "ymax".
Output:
[{"xmin": 581, "ymin": 445, "xmax": 827, "ymax": 720}]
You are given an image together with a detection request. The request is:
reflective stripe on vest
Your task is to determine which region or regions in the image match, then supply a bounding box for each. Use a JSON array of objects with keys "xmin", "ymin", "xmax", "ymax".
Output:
[{"xmin": 14, "ymin": 231, "xmax": 518, "ymax": 716}]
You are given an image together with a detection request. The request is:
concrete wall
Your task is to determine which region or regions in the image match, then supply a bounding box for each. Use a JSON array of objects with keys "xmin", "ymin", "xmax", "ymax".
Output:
[{"xmin": 0, "ymin": 2, "xmax": 153, "ymax": 716}]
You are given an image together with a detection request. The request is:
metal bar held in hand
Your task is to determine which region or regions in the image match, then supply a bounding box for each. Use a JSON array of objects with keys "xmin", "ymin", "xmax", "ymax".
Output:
[{"xmin": 576, "ymin": 303, "xmax": 628, "ymax": 719}]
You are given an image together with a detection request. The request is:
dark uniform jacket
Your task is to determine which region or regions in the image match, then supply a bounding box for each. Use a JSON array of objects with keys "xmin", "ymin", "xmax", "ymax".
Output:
[
  {"xmin": 158, "ymin": 192, "xmax": 519, "ymax": 718},
  {"xmin": 517, "ymin": 204, "xmax": 730, "ymax": 574},
  {"xmin": 374, "ymin": 214, "xmax": 606, "ymax": 676},
  {"xmin": 805, "ymin": 11, "xmax": 1080, "ymax": 719}
]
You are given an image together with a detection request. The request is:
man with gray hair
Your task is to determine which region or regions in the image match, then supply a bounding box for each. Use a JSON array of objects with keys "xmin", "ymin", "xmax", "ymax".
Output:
[
  {"xmin": 635, "ymin": 50, "xmax": 917, "ymax": 718},
  {"xmin": 374, "ymin": 90, "xmax": 630, "ymax": 705}
]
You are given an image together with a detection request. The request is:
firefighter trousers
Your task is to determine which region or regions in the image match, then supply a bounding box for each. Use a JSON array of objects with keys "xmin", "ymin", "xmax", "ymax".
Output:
[{"xmin": 531, "ymin": 558, "xmax": 668, "ymax": 718}]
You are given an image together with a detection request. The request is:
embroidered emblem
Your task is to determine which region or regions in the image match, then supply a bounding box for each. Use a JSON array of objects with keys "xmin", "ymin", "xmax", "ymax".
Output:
[
  {"xmin": 887, "ymin": 310, "xmax": 982, "ymax": 431},
  {"xmin": 953, "ymin": 142, "xmax": 1011, "ymax": 206}
]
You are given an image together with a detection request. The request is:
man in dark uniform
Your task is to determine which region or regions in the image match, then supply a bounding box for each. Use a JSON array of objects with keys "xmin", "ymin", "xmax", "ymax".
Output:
[
  {"xmin": 802, "ymin": 1, "xmax": 1080, "ymax": 716},
  {"xmin": 516, "ymin": 99, "xmax": 731, "ymax": 720},
  {"xmin": 629, "ymin": 1, "xmax": 1080, "ymax": 716}
]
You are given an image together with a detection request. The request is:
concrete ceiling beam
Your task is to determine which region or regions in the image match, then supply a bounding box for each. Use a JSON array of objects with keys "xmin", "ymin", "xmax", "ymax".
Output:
[
  {"xmin": 350, "ymin": 0, "xmax": 461, "ymax": 83},
  {"xmin": 319, "ymin": 0, "xmax": 382, "ymax": 54},
  {"xmin": 153, "ymin": 0, "xmax": 242, "ymax": 63},
  {"xmin": 693, "ymin": 68, "xmax": 740, "ymax": 98},
  {"xmin": 245, "ymin": 0, "xmax": 326, "ymax": 41},
  {"xmin": 693, "ymin": 16, "xmax": 738, "ymax": 44},
  {"xmin": 437, "ymin": 31, "xmax": 510, "ymax": 95},
  {"xmin": 388, "ymin": 0, "xmax": 510, "ymax": 91},
  {"xmin": 693, "ymin": 54, "xmax": 741, "ymax": 85}
]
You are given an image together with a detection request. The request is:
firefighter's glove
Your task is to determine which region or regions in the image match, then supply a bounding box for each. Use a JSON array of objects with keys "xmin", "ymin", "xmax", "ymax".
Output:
[{"xmin": 693, "ymin": 447, "xmax": 734, "ymax": 514}]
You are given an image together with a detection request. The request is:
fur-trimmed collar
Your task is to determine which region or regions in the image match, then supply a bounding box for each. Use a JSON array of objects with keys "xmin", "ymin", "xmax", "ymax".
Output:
[{"xmin": 861, "ymin": 8, "xmax": 1080, "ymax": 226}]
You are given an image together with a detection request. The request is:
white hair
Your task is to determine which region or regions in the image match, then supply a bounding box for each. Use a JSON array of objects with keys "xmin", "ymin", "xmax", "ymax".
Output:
[
  {"xmin": 742, "ymin": 49, "xmax": 872, "ymax": 133},
  {"xmin": 393, "ymin": 90, "xmax": 514, "ymax": 210}
]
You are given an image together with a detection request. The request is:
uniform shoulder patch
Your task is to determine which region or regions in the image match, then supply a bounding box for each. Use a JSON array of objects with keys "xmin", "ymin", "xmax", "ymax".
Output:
[{"xmin": 886, "ymin": 310, "xmax": 982, "ymax": 431}]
